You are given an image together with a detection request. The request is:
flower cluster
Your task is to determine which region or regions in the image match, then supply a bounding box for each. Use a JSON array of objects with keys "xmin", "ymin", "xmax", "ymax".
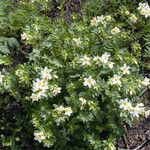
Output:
[
  {"xmin": 80, "ymin": 52, "xmax": 113, "ymax": 67},
  {"xmin": 119, "ymin": 98, "xmax": 147, "ymax": 118},
  {"xmin": 90, "ymin": 15, "xmax": 112, "ymax": 27},
  {"xmin": 138, "ymin": 2, "xmax": 150, "ymax": 18},
  {"xmin": 109, "ymin": 64, "xmax": 130, "ymax": 86},
  {"xmin": 31, "ymin": 67, "xmax": 52, "ymax": 102},
  {"xmin": 54, "ymin": 105, "xmax": 73, "ymax": 117}
]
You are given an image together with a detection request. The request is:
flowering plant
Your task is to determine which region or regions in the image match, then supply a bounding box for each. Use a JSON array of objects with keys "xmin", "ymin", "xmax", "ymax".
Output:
[{"xmin": 0, "ymin": 0, "xmax": 150, "ymax": 149}]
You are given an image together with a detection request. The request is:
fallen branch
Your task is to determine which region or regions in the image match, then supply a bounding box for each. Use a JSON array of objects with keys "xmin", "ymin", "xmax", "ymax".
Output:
[
  {"xmin": 132, "ymin": 139, "xmax": 148, "ymax": 150},
  {"xmin": 123, "ymin": 126, "xmax": 129, "ymax": 150},
  {"xmin": 123, "ymin": 135, "xmax": 129, "ymax": 150}
]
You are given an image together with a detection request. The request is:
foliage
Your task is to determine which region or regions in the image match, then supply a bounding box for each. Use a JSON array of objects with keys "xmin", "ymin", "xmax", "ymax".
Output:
[{"xmin": 0, "ymin": 0, "xmax": 150, "ymax": 149}]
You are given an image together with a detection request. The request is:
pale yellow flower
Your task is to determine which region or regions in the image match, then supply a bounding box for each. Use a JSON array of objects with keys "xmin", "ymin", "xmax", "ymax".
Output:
[
  {"xmin": 111, "ymin": 27, "xmax": 120, "ymax": 34},
  {"xmin": 119, "ymin": 98, "xmax": 133, "ymax": 111},
  {"xmin": 125, "ymin": 10, "xmax": 130, "ymax": 15},
  {"xmin": 73, "ymin": 38, "xmax": 82, "ymax": 46},
  {"xmin": 32, "ymin": 78, "xmax": 48, "ymax": 93},
  {"xmin": 129, "ymin": 14, "xmax": 138, "ymax": 22},
  {"xmin": 54, "ymin": 106, "xmax": 65, "ymax": 114},
  {"xmin": 120, "ymin": 64, "xmax": 130, "ymax": 74},
  {"xmin": 131, "ymin": 103, "xmax": 145, "ymax": 118},
  {"xmin": 41, "ymin": 67, "xmax": 52, "ymax": 80},
  {"xmin": 31, "ymin": 93, "xmax": 40, "ymax": 102},
  {"xmin": 97, "ymin": 15, "xmax": 105, "ymax": 24},
  {"xmin": 109, "ymin": 75, "xmax": 122, "ymax": 85},
  {"xmin": 79, "ymin": 98, "xmax": 87, "ymax": 105},
  {"xmin": 105, "ymin": 15, "xmax": 112, "ymax": 21},
  {"xmin": 90, "ymin": 17, "xmax": 99, "ymax": 27},
  {"xmin": 83, "ymin": 76, "xmax": 96, "ymax": 88},
  {"xmin": 138, "ymin": 2, "xmax": 150, "ymax": 18},
  {"xmin": 64, "ymin": 107, "xmax": 73, "ymax": 116},
  {"xmin": 21, "ymin": 32, "xmax": 32, "ymax": 40},
  {"xmin": 52, "ymin": 87, "xmax": 61, "ymax": 96},
  {"xmin": 108, "ymin": 62, "xmax": 114, "ymax": 69},
  {"xmin": 90, "ymin": 15, "xmax": 105, "ymax": 26},
  {"xmin": 34, "ymin": 131, "xmax": 46, "ymax": 143},
  {"xmin": 99, "ymin": 52, "xmax": 110, "ymax": 64},
  {"xmin": 81, "ymin": 55, "xmax": 91, "ymax": 66}
]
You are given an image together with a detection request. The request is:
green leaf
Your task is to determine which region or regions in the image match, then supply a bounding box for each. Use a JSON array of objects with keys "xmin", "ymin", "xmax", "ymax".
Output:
[
  {"xmin": 7, "ymin": 37, "xmax": 20, "ymax": 49},
  {"xmin": 0, "ymin": 45, "xmax": 10, "ymax": 54}
]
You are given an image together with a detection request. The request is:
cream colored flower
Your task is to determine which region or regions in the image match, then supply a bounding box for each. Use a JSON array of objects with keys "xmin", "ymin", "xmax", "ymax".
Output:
[
  {"xmin": 119, "ymin": 98, "xmax": 133, "ymax": 111},
  {"xmin": 41, "ymin": 67, "xmax": 52, "ymax": 80},
  {"xmin": 34, "ymin": 131, "xmax": 46, "ymax": 143},
  {"xmin": 120, "ymin": 64, "xmax": 130, "ymax": 74},
  {"xmin": 54, "ymin": 106, "xmax": 73, "ymax": 116},
  {"xmin": 90, "ymin": 17, "xmax": 99, "ymax": 27},
  {"xmin": 138, "ymin": 2, "xmax": 150, "ymax": 18},
  {"xmin": 73, "ymin": 38, "xmax": 82, "ymax": 46},
  {"xmin": 105, "ymin": 15, "xmax": 112, "ymax": 21},
  {"xmin": 31, "ymin": 93, "xmax": 40, "ymax": 102},
  {"xmin": 81, "ymin": 55, "xmax": 91, "ymax": 66},
  {"xmin": 97, "ymin": 15, "xmax": 105, "ymax": 24},
  {"xmin": 21, "ymin": 32, "xmax": 32, "ymax": 40},
  {"xmin": 90, "ymin": 15, "xmax": 105, "ymax": 26},
  {"xmin": 109, "ymin": 75, "xmax": 122, "ymax": 85},
  {"xmin": 140, "ymin": 9, "xmax": 150, "ymax": 18},
  {"xmin": 125, "ymin": 10, "xmax": 130, "ymax": 15},
  {"xmin": 108, "ymin": 62, "xmax": 114, "ymax": 69},
  {"xmin": 64, "ymin": 107, "xmax": 73, "ymax": 116},
  {"xmin": 111, "ymin": 27, "xmax": 120, "ymax": 34},
  {"xmin": 79, "ymin": 98, "xmax": 87, "ymax": 105},
  {"xmin": 54, "ymin": 106, "xmax": 65, "ymax": 114},
  {"xmin": 129, "ymin": 14, "xmax": 138, "ymax": 22},
  {"xmin": 52, "ymin": 87, "xmax": 61, "ymax": 96},
  {"xmin": 131, "ymin": 103, "xmax": 145, "ymax": 118},
  {"xmin": 32, "ymin": 78, "xmax": 48, "ymax": 93},
  {"xmin": 83, "ymin": 76, "xmax": 96, "ymax": 88},
  {"xmin": 99, "ymin": 52, "xmax": 110, "ymax": 64}
]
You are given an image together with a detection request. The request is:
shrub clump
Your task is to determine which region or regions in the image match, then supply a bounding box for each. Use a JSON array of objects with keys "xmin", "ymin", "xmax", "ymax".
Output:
[{"xmin": 0, "ymin": 0, "xmax": 150, "ymax": 149}]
